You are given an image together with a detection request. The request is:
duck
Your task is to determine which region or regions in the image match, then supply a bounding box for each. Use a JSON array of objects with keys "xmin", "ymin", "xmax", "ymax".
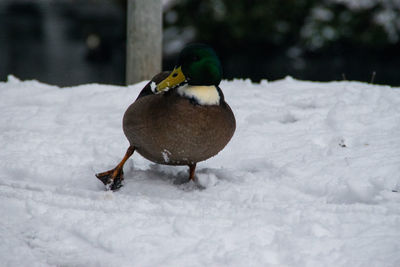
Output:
[{"xmin": 96, "ymin": 43, "xmax": 236, "ymax": 190}]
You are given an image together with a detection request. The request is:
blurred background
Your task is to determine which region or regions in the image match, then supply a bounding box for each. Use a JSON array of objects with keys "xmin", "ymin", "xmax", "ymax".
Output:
[{"xmin": 0, "ymin": 0, "xmax": 399, "ymax": 87}]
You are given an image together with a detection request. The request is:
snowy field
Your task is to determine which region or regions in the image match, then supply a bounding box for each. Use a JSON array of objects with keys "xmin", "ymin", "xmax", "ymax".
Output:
[{"xmin": 1, "ymin": 75, "xmax": 400, "ymax": 267}]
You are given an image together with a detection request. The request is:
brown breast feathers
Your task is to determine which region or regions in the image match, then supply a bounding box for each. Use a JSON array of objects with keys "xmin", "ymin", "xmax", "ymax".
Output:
[{"xmin": 122, "ymin": 90, "xmax": 236, "ymax": 165}]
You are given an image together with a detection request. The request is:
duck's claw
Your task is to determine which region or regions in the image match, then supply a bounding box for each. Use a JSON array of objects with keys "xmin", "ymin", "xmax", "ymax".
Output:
[
  {"xmin": 95, "ymin": 169, "xmax": 124, "ymax": 191},
  {"xmin": 106, "ymin": 176, "xmax": 124, "ymax": 191}
]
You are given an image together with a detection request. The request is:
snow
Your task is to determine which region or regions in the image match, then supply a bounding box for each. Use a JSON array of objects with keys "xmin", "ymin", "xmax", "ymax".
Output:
[
  {"xmin": 161, "ymin": 149, "xmax": 171, "ymax": 163},
  {"xmin": 1, "ymin": 75, "xmax": 400, "ymax": 266}
]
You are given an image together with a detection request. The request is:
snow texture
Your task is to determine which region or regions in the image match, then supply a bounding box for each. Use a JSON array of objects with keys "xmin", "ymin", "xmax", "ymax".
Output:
[
  {"xmin": 161, "ymin": 149, "xmax": 171, "ymax": 163},
  {"xmin": 1, "ymin": 75, "xmax": 400, "ymax": 266}
]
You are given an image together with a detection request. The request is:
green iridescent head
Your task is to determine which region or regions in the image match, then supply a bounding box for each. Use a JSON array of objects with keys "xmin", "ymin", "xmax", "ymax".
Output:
[{"xmin": 156, "ymin": 44, "xmax": 222, "ymax": 92}]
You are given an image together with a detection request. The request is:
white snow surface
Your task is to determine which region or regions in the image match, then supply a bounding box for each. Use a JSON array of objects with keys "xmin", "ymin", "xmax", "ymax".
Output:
[{"xmin": 1, "ymin": 75, "xmax": 400, "ymax": 266}]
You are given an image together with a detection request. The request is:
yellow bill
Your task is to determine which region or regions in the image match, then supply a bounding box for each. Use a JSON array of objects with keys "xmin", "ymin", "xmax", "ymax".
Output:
[{"xmin": 156, "ymin": 66, "xmax": 186, "ymax": 93}]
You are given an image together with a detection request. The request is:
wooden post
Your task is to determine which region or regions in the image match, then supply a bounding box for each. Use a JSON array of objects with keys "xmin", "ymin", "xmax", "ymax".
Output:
[{"xmin": 126, "ymin": 0, "xmax": 162, "ymax": 85}]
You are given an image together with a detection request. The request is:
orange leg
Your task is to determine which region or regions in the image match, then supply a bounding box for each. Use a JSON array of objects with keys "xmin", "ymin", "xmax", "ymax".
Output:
[
  {"xmin": 188, "ymin": 163, "xmax": 196, "ymax": 181},
  {"xmin": 95, "ymin": 146, "xmax": 135, "ymax": 190}
]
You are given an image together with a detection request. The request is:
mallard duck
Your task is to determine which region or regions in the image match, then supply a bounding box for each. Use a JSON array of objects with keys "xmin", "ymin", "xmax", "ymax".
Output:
[{"xmin": 96, "ymin": 44, "xmax": 236, "ymax": 190}]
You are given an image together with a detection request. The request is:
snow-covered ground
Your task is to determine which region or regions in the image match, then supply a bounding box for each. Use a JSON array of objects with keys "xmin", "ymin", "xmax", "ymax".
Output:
[{"xmin": 1, "ymin": 75, "xmax": 400, "ymax": 267}]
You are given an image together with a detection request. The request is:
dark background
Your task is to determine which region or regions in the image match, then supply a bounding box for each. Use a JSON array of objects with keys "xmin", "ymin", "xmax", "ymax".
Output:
[{"xmin": 1, "ymin": 0, "xmax": 399, "ymax": 87}]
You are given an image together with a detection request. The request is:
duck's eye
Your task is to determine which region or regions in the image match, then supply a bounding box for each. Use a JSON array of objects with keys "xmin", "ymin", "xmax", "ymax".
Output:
[
  {"xmin": 172, "ymin": 73, "xmax": 178, "ymax": 77},
  {"xmin": 192, "ymin": 55, "xmax": 200, "ymax": 62}
]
